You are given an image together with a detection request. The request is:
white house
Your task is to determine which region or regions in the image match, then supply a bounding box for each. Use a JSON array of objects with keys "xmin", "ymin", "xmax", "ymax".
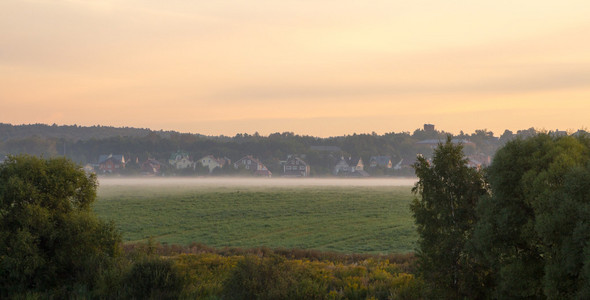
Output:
[
  {"xmin": 169, "ymin": 151, "xmax": 194, "ymax": 169},
  {"xmin": 199, "ymin": 155, "xmax": 229, "ymax": 173}
]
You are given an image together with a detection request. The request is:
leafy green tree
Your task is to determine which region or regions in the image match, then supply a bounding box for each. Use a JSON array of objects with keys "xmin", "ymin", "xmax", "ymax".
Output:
[
  {"xmin": 410, "ymin": 136, "xmax": 487, "ymax": 299},
  {"xmin": 472, "ymin": 134, "xmax": 590, "ymax": 299},
  {"xmin": 0, "ymin": 155, "xmax": 121, "ymax": 296}
]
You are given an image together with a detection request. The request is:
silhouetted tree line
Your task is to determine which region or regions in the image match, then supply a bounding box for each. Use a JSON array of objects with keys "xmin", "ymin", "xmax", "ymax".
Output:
[{"xmin": 0, "ymin": 123, "xmax": 540, "ymax": 176}]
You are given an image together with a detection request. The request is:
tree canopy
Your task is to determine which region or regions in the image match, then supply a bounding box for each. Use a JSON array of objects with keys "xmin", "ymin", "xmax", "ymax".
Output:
[
  {"xmin": 410, "ymin": 136, "xmax": 487, "ymax": 298},
  {"xmin": 0, "ymin": 155, "xmax": 121, "ymax": 296},
  {"xmin": 412, "ymin": 133, "xmax": 590, "ymax": 299},
  {"xmin": 472, "ymin": 134, "xmax": 590, "ymax": 299}
]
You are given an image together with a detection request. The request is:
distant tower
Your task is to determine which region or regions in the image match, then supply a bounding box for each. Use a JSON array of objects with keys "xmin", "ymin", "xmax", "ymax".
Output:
[{"xmin": 424, "ymin": 124, "xmax": 435, "ymax": 132}]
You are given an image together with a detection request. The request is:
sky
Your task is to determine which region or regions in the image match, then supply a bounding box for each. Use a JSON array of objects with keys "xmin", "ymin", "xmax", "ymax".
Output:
[{"xmin": 1, "ymin": 0, "xmax": 589, "ymax": 137}]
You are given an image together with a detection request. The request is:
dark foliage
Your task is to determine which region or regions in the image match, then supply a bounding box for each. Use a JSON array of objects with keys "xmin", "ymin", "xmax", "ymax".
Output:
[
  {"xmin": 472, "ymin": 133, "xmax": 590, "ymax": 299},
  {"xmin": 222, "ymin": 254, "xmax": 327, "ymax": 300},
  {"xmin": 123, "ymin": 242, "xmax": 417, "ymax": 273},
  {"xmin": 410, "ymin": 136, "xmax": 488, "ymax": 299},
  {"xmin": 124, "ymin": 257, "xmax": 185, "ymax": 300},
  {"xmin": 0, "ymin": 155, "xmax": 121, "ymax": 297}
]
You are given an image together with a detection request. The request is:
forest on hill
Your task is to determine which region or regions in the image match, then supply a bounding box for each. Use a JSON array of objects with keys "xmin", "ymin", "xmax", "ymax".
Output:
[{"xmin": 0, "ymin": 122, "xmax": 549, "ymax": 176}]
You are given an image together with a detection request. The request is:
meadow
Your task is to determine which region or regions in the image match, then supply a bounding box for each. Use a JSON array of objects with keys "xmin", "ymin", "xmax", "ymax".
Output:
[{"xmin": 95, "ymin": 179, "xmax": 417, "ymax": 254}]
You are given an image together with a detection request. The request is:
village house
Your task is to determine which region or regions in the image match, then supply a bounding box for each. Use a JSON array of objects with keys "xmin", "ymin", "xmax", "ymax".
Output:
[
  {"xmin": 234, "ymin": 155, "xmax": 272, "ymax": 177},
  {"xmin": 369, "ymin": 156, "xmax": 393, "ymax": 168},
  {"xmin": 282, "ymin": 156, "xmax": 310, "ymax": 177},
  {"xmin": 333, "ymin": 159, "xmax": 351, "ymax": 175},
  {"xmin": 98, "ymin": 154, "xmax": 125, "ymax": 173},
  {"xmin": 199, "ymin": 155, "xmax": 230, "ymax": 173},
  {"xmin": 168, "ymin": 150, "xmax": 194, "ymax": 169},
  {"xmin": 350, "ymin": 157, "xmax": 364, "ymax": 172},
  {"xmin": 333, "ymin": 157, "xmax": 369, "ymax": 177},
  {"xmin": 141, "ymin": 158, "xmax": 162, "ymax": 175}
]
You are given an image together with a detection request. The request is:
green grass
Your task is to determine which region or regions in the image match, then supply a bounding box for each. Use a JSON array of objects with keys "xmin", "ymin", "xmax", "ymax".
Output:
[{"xmin": 95, "ymin": 185, "xmax": 417, "ymax": 254}]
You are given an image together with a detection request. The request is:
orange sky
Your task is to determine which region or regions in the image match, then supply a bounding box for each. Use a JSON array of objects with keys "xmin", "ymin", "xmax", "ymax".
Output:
[{"xmin": 1, "ymin": 0, "xmax": 589, "ymax": 137}]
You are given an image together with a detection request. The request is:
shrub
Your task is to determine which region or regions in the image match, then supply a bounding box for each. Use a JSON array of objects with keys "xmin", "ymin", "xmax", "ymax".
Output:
[
  {"xmin": 222, "ymin": 254, "xmax": 327, "ymax": 300},
  {"xmin": 124, "ymin": 257, "xmax": 184, "ymax": 299}
]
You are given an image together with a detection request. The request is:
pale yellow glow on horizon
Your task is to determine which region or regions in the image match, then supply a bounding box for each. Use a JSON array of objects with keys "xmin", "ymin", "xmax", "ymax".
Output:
[{"xmin": 1, "ymin": 0, "xmax": 589, "ymax": 137}]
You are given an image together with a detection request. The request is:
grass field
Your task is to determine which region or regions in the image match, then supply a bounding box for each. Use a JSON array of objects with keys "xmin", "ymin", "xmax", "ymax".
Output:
[{"xmin": 94, "ymin": 181, "xmax": 417, "ymax": 254}]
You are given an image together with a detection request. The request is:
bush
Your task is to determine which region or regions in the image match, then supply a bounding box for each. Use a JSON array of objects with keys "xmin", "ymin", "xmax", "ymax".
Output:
[
  {"xmin": 222, "ymin": 254, "xmax": 327, "ymax": 300},
  {"xmin": 124, "ymin": 257, "xmax": 185, "ymax": 299}
]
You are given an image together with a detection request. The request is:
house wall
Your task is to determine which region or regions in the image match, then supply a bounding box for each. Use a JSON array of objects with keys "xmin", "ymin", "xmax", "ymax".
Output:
[
  {"xmin": 283, "ymin": 157, "xmax": 310, "ymax": 176},
  {"xmin": 234, "ymin": 157, "xmax": 266, "ymax": 171},
  {"xmin": 333, "ymin": 160, "xmax": 350, "ymax": 175},
  {"xmin": 175, "ymin": 158, "xmax": 193, "ymax": 169},
  {"xmin": 200, "ymin": 156, "xmax": 223, "ymax": 173},
  {"xmin": 99, "ymin": 158, "xmax": 124, "ymax": 173}
]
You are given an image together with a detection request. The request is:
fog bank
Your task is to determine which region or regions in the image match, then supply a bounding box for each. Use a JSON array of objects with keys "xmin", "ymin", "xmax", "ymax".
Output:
[{"xmin": 98, "ymin": 177, "xmax": 417, "ymax": 188}]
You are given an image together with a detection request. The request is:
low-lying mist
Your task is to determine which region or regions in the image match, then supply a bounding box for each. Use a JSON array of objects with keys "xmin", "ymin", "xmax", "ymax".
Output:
[{"xmin": 98, "ymin": 177, "xmax": 417, "ymax": 188}]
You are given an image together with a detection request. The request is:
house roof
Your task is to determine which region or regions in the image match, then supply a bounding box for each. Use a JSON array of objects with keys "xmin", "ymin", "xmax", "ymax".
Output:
[
  {"xmin": 98, "ymin": 154, "xmax": 125, "ymax": 164},
  {"xmin": 170, "ymin": 150, "xmax": 189, "ymax": 160},
  {"xmin": 285, "ymin": 156, "xmax": 308, "ymax": 166}
]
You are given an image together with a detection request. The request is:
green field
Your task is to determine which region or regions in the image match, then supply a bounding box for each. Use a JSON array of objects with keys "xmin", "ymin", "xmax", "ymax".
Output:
[{"xmin": 95, "ymin": 184, "xmax": 417, "ymax": 254}]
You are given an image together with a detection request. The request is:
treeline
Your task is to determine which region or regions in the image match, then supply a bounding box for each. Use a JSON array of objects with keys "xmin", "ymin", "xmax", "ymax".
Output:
[
  {"xmin": 0, "ymin": 123, "xmax": 536, "ymax": 176},
  {"xmin": 0, "ymin": 123, "xmax": 162, "ymax": 141},
  {"xmin": 411, "ymin": 133, "xmax": 590, "ymax": 299}
]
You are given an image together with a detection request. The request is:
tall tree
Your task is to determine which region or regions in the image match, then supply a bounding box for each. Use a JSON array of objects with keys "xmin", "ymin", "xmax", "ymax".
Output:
[
  {"xmin": 410, "ymin": 136, "xmax": 487, "ymax": 298},
  {"xmin": 0, "ymin": 155, "xmax": 121, "ymax": 296},
  {"xmin": 472, "ymin": 134, "xmax": 590, "ymax": 299}
]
